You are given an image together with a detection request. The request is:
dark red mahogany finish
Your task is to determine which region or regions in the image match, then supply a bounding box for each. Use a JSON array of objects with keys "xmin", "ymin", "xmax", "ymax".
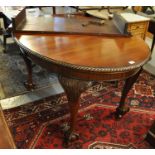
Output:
[{"xmin": 13, "ymin": 8, "xmax": 151, "ymax": 144}]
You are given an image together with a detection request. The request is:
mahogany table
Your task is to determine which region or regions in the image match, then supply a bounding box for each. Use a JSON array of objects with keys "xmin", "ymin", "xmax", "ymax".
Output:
[{"xmin": 13, "ymin": 8, "xmax": 151, "ymax": 144}]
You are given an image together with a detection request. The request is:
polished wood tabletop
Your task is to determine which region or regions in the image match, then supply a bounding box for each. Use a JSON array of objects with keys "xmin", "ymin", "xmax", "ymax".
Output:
[
  {"xmin": 15, "ymin": 34, "xmax": 149, "ymax": 67},
  {"xmin": 15, "ymin": 33, "xmax": 150, "ymax": 81}
]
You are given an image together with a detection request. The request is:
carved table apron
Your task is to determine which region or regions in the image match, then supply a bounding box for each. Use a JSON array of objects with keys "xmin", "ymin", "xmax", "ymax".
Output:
[{"xmin": 14, "ymin": 33, "xmax": 151, "ymax": 144}]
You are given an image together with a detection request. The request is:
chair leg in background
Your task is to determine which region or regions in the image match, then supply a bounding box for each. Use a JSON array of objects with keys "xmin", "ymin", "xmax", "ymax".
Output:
[
  {"xmin": 3, "ymin": 35, "xmax": 7, "ymax": 53},
  {"xmin": 151, "ymin": 35, "xmax": 155, "ymax": 52}
]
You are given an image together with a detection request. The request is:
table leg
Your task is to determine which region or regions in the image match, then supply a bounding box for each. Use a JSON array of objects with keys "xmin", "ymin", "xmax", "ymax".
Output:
[
  {"xmin": 20, "ymin": 49, "xmax": 35, "ymax": 90},
  {"xmin": 151, "ymin": 35, "xmax": 155, "ymax": 52},
  {"xmin": 52, "ymin": 7, "xmax": 56, "ymax": 15},
  {"xmin": 58, "ymin": 76, "xmax": 90, "ymax": 144},
  {"xmin": 115, "ymin": 68, "xmax": 142, "ymax": 119}
]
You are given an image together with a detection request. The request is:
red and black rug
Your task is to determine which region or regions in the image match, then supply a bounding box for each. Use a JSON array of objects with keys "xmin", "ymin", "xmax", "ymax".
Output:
[{"xmin": 3, "ymin": 71, "xmax": 155, "ymax": 149}]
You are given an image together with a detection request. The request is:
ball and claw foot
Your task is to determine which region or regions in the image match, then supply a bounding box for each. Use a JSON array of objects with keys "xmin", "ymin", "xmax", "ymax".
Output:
[
  {"xmin": 63, "ymin": 131, "xmax": 79, "ymax": 147},
  {"xmin": 115, "ymin": 106, "xmax": 130, "ymax": 119},
  {"xmin": 24, "ymin": 82, "xmax": 36, "ymax": 91}
]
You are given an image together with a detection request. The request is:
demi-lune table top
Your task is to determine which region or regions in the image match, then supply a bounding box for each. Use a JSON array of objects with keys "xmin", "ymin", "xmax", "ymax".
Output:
[
  {"xmin": 14, "ymin": 33, "xmax": 150, "ymax": 81},
  {"xmin": 15, "ymin": 34, "xmax": 149, "ymax": 68}
]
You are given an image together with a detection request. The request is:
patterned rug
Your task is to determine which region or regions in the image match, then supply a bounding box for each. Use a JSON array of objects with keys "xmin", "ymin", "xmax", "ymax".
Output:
[
  {"xmin": 0, "ymin": 42, "xmax": 58, "ymax": 99},
  {"xmin": 3, "ymin": 71, "xmax": 155, "ymax": 149}
]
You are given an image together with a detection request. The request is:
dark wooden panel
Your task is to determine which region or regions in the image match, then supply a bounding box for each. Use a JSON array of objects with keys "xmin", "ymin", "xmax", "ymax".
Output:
[
  {"xmin": 0, "ymin": 105, "xmax": 16, "ymax": 149},
  {"xmin": 15, "ymin": 15, "xmax": 126, "ymax": 36},
  {"xmin": 12, "ymin": 7, "xmax": 26, "ymax": 31}
]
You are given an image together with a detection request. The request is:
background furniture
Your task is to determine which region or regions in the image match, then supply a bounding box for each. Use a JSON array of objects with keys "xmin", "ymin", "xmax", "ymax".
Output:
[
  {"xmin": 0, "ymin": 6, "xmax": 56, "ymax": 53},
  {"xmin": 0, "ymin": 105, "xmax": 16, "ymax": 148},
  {"xmin": 72, "ymin": 6, "xmax": 128, "ymax": 13},
  {"xmin": 26, "ymin": 6, "xmax": 56, "ymax": 15},
  {"xmin": 80, "ymin": 7, "xmax": 149, "ymax": 40},
  {"xmin": 0, "ymin": 12, "xmax": 12, "ymax": 52},
  {"xmin": 132, "ymin": 6, "xmax": 155, "ymax": 52},
  {"xmin": 148, "ymin": 19, "xmax": 155, "ymax": 52},
  {"xmin": 113, "ymin": 13, "xmax": 150, "ymax": 39},
  {"xmin": 0, "ymin": 7, "xmax": 23, "ymax": 53}
]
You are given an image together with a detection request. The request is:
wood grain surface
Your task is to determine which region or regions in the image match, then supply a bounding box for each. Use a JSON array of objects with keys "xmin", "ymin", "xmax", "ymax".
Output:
[
  {"xmin": 15, "ymin": 15, "xmax": 124, "ymax": 36},
  {"xmin": 15, "ymin": 34, "xmax": 150, "ymax": 69},
  {"xmin": 0, "ymin": 105, "xmax": 16, "ymax": 149}
]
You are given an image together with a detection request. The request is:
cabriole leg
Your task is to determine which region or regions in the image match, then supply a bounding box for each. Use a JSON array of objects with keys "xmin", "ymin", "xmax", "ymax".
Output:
[
  {"xmin": 20, "ymin": 48, "xmax": 35, "ymax": 90},
  {"xmin": 58, "ymin": 76, "xmax": 90, "ymax": 145},
  {"xmin": 115, "ymin": 68, "xmax": 142, "ymax": 119}
]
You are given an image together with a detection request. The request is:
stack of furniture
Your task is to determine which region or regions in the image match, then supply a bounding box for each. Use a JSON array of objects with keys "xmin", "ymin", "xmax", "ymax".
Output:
[
  {"xmin": 113, "ymin": 12, "xmax": 150, "ymax": 39},
  {"xmin": 0, "ymin": 6, "xmax": 56, "ymax": 53},
  {"xmin": 0, "ymin": 12, "xmax": 12, "ymax": 52},
  {"xmin": 0, "ymin": 7, "xmax": 23, "ymax": 53},
  {"xmin": 131, "ymin": 6, "xmax": 155, "ymax": 52},
  {"xmin": 136, "ymin": 8, "xmax": 155, "ymax": 52}
]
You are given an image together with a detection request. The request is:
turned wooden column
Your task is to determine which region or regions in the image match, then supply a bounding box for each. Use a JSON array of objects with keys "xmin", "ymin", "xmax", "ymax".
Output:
[
  {"xmin": 20, "ymin": 48, "xmax": 35, "ymax": 90},
  {"xmin": 115, "ymin": 68, "xmax": 143, "ymax": 119},
  {"xmin": 58, "ymin": 76, "xmax": 90, "ymax": 144}
]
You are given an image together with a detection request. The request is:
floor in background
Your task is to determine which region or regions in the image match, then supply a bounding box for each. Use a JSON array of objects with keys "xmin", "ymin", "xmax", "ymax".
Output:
[{"xmin": 0, "ymin": 42, "xmax": 60, "ymax": 99}]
